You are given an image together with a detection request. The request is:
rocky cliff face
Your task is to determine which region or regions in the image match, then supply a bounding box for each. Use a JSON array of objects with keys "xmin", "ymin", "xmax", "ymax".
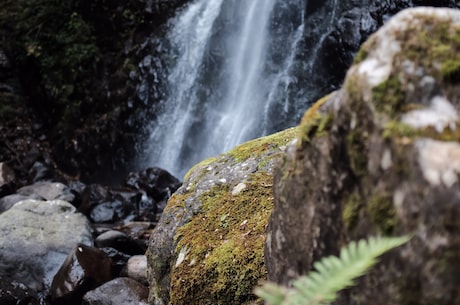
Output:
[{"xmin": 266, "ymin": 7, "xmax": 460, "ymax": 304}]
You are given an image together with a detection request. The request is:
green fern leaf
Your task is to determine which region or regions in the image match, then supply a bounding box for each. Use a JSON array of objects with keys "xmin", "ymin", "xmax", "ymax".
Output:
[{"xmin": 255, "ymin": 236, "xmax": 410, "ymax": 305}]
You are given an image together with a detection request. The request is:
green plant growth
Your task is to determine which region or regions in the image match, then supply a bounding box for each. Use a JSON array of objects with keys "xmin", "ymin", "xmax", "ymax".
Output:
[{"xmin": 255, "ymin": 236, "xmax": 410, "ymax": 305}]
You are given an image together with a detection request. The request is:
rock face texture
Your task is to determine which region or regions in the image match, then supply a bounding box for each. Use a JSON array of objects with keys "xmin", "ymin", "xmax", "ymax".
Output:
[
  {"xmin": 146, "ymin": 128, "xmax": 297, "ymax": 305},
  {"xmin": 0, "ymin": 200, "xmax": 93, "ymax": 299},
  {"xmin": 265, "ymin": 7, "xmax": 460, "ymax": 305}
]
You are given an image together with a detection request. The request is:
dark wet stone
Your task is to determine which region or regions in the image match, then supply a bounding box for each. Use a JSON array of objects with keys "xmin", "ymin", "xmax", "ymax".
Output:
[
  {"xmin": 95, "ymin": 230, "xmax": 146, "ymax": 255},
  {"xmin": 116, "ymin": 221, "xmax": 154, "ymax": 241},
  {"xmin": 79, "ymin": 184, "xmax": 110, "ymax": 215},
  {"xmin": 50, "ymin": 244, "xmax": 113, "ymax": 305},
  {"xmin": 28, "ymin": 161, "xmax": 55, "ymax": 183},
  {"xmin": 0, "ymin": 162, "xmax": 16, "ymax": 197},
  {"xmin": 0, "ymin": 276, "xmax": 39, "ymax": 305},
  {"xmin": 79, "ymin": 184, "xmax": 151, "ymax": 224},
  {"xmin": 125, "ymin": 167, "xmax": 181, "ymax": 203},
  {"xmin": 82, "ymin": 277, "xmax": 148, "ymax": 305},
  {"xmin": 99, "ymin": 247, "xmax": 132, "ymax": 277}
]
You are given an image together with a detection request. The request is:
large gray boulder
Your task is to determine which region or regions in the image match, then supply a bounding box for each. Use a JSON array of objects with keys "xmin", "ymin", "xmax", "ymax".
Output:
[
  {"xmin": 146, "ymin": 128, "xmax": 297, "ymax": 305},
  {"xmin": 0, "ymin": 199, "xmax": 93, "ymax": 300},
  {"xmin": 265, "ymin": 7, "xmax": 460, "ymax": 305}
]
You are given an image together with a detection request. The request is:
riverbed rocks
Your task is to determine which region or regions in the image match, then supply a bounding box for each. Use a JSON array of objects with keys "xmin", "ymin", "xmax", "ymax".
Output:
[
  {"xmin": 0, "ymin": 199, "xmax": 93, "ymax": 302},
  {"xmin": 0, "ymin": 167, "xmax": 180, "ymax": 305},
  {"xmin": 265, "ymin": 7, "xmax": 460, "ymax": 305}
]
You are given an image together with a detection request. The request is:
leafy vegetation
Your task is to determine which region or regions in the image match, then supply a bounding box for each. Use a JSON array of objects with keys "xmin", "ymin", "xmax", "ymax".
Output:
[{"xmin": 255, "ymin": 236, "xmax": 410, "ymax": 305}]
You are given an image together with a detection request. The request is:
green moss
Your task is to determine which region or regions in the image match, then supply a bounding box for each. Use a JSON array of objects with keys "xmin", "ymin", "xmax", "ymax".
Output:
[
  {"xmin": 383, "ymin": 121, "xmax": 419, "ymax": 139},
  {"xmin": 402, "ymin": 18, "xmax": 460, "ymax": 84},
  {"xmin": 298, "ymin": 113, "xmax": 333, "ymax": 147},
  {"xmin": 343, "ymin": 191, "xmax": 398, "ymax": 236},
  {"xmin": 297, "ymin": 93, "xmax": 334, "ymax": 146},
  {"xmin": 353, "ymin": 45, "xmax": 370, "ymax": 65},
  {"xmin": 441, "ymin": 59, "xmax": 460, "ymax": 84},
  {"xmin": 372, "ymin": 76, "xmax": 406, "ymax": 118},
  {"xmin": 346, "ymin": 129, "xmax": 370, "ymax": 177},
  {"xmin": 228, "ymin": 127, "xmax": 297, "ymax": 162},
  {"xmin": 368, "ymin": 194, "xmax": 397, "ymax": 235},
  {"xmin": 183, "ymin": 156, "xmax": 218, "ymax": 182},
  {"xmin": 342, "ymin": 191, "xmax": 362, "ymax": 232},
  {"xmin": 163, "ymin": 193, "xmax": 188, "ymax": 219},
  {"xmin": 300, "ymin": 93, "xmax": 332, "ymax": 125},
  {"xmin": 170, "ymin": 172, "xmax": 273, "ymax": 305},
  {"xmin": 383, "ymin": 121, "xmax": 460, "ymax": 142}
]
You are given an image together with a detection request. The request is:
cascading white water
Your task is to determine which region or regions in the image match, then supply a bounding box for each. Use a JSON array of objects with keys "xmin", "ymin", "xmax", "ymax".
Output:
[{"xmin": 143, "ymin": 0, "xmax": 307, "ymax": 178}]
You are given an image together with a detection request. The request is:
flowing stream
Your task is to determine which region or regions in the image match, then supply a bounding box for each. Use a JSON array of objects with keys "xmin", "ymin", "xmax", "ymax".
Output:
[{"xmin": 141, "ymin": 0, "xmax": 318, "ymax": 178}]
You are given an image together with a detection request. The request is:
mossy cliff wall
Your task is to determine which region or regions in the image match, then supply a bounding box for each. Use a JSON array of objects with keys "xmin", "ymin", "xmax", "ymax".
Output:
[
  {"xmin": 146, "ymin": 128, "xmax": 297, "ymax": 305},
  {"xmin": 265, "ymin": 7, "xmax": 460, "ymax": 305}
]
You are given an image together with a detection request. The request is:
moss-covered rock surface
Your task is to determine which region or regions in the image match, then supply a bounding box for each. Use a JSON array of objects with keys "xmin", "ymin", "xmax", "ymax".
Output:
[
  {"xmin": 265, "ymin": 7, "xmax": 460, "ymax": 305},
  {"xmin": 146, "ymin": 127, "xmax": 297, "ymax": 305}
]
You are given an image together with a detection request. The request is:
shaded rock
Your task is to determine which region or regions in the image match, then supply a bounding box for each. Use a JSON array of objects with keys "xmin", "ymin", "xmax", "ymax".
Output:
[
  {"xmin": 0, "ymin": 193, "xmax": 43, "ymax": 213},
  {"xmin": 146, "ymin": 128, "xmax": 297, "ymax": 305},
  {"xmin": 121, "ymin": 255, "xmax": 148, "ymax": 285},
  {"xmin": 82, "ymin": 277, "xmax": 148, "ymax": 305},
  {"xmin": 51, "ymin": 244, "xmax": 113, "ymax": 305},
  {"xmin": 95, "ymin": 230, "xmax": 146, "ymax": 255},
  {"xmin": 0, "ymin": 162, "xmax": 15, "ymax": 197},
  {"xmin": 78, "ymin": 182, "xmax": 167, "ymax": 224},
  {"xmin": 125, "ymin": 167, "xmax": 182, "ymax": 204},
  {"xmin": 116, "ymin": 221, "xmax": 155, "ymax": 241},
  {"xmin": 79, "ymin": 184, "xmax": 110, "ymax": 215},
  {"xmin": 80, "ymin": 184, "xmax": 142, "ymax": 224},
  {"xmin": 265, "ymin": 7, "xmax": 460, "ymax": 305},
  {"xmin": 99, "ymin": 247, "xmax": 133, "ymax": 277},
  {"xmin": 0, "ymin": 277, "xmax": 39, "ymax": 305},
  {"xmin": 28, "ymin": 160, "xmax": 55, "ymax": 183},
  {"xmin": 0, "ymin": 199, "xmax": 93, "ymax": 298},
  {"xmin": 17, "ymin": 181, "xmax": 75, "ymax": 203}
]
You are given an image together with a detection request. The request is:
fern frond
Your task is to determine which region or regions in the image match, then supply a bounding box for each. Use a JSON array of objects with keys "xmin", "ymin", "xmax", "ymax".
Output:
[{"xmin": 255, "ymin": 236, "xmax": 410, "ymax": 305}]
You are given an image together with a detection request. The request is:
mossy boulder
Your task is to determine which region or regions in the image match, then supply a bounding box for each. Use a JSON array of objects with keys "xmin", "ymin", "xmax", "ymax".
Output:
[
  {"xmin": 265, "ymin": 7, "xmax": 460, "ymax": 305},
  {"xmin": 146, "ymin": 127, "xmax": 297, "ymax": 305}
]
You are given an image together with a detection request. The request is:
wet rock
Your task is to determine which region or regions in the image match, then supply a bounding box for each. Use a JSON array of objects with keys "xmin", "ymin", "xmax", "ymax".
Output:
[
  {"xmin": 50, "ymin": 244, "xmax": 113, "ymax": 305},
  {"xmin": 121, "ymin": 255, "xmax": 148, "ymax": 285},
  {"xmin": 125, "ymin": 167, "xmax": 181, "ymax": 203},
  {"xmin": 28, "ymin": 160, "xmax": 55, "ymax": 183},
  {"xmin": 80, "ymin": 184, "xmax": 143, "ymax": 224},
  {"xmin": 116, "ymin": 221, "xmax": 154, "ymax": 241},
  {"xmin": 82, "ymin": 277, "xmax": 148, "ymax": 305},
  {"xmin": 79, "ymin": 184, "xmax": 161, "ymax": 225},
  {"xmin": 0, "ymin": 193, "xmax": 43, "ymax": 214},
  {"xmin": 79, "ymin": 184, "xmax": 110, "ymax": 215},
  {"xmin": 95, "ymin": 230, "xmax": 146, "ymax": 255},
  {"xmin": 265, "ymin": 7, "xmax": 460, "ymax": 305},
  {"xmin": 0, "ymin": 199, "xmax": 93, "ymax": 298},
  {"xmin": 146, "ymin": 128, "xmax": 296, "ymax": 305},
  {"xmin": 17, "ymin": 181, "xmax": 75, "ymax": 203},
  {"xmin": 0, "ymin": 162, "xmax": 15, "ymax": 197},
  {"xmin": 0, "ymin": 277, "xmax": 39, "ymax": 305},
  {"xmin": 99, "ymin": 247, "xmax": 132, "ymax": 277}
]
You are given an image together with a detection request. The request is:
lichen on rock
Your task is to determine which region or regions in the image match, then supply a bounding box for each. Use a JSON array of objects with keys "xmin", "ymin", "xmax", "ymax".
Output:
[
  {"xmin": 146, "ymin": 127, "xmax": 297, "ymax": 305},
  {"xmin": 265, "ymin": 7, "xmax": 460, "ymax": 305}
]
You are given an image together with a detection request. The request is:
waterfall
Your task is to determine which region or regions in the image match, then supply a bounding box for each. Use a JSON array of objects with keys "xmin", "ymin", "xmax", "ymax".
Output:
[{"xmin": 141, "ymin": 0, "xmax": 308, "ymax": 178}]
